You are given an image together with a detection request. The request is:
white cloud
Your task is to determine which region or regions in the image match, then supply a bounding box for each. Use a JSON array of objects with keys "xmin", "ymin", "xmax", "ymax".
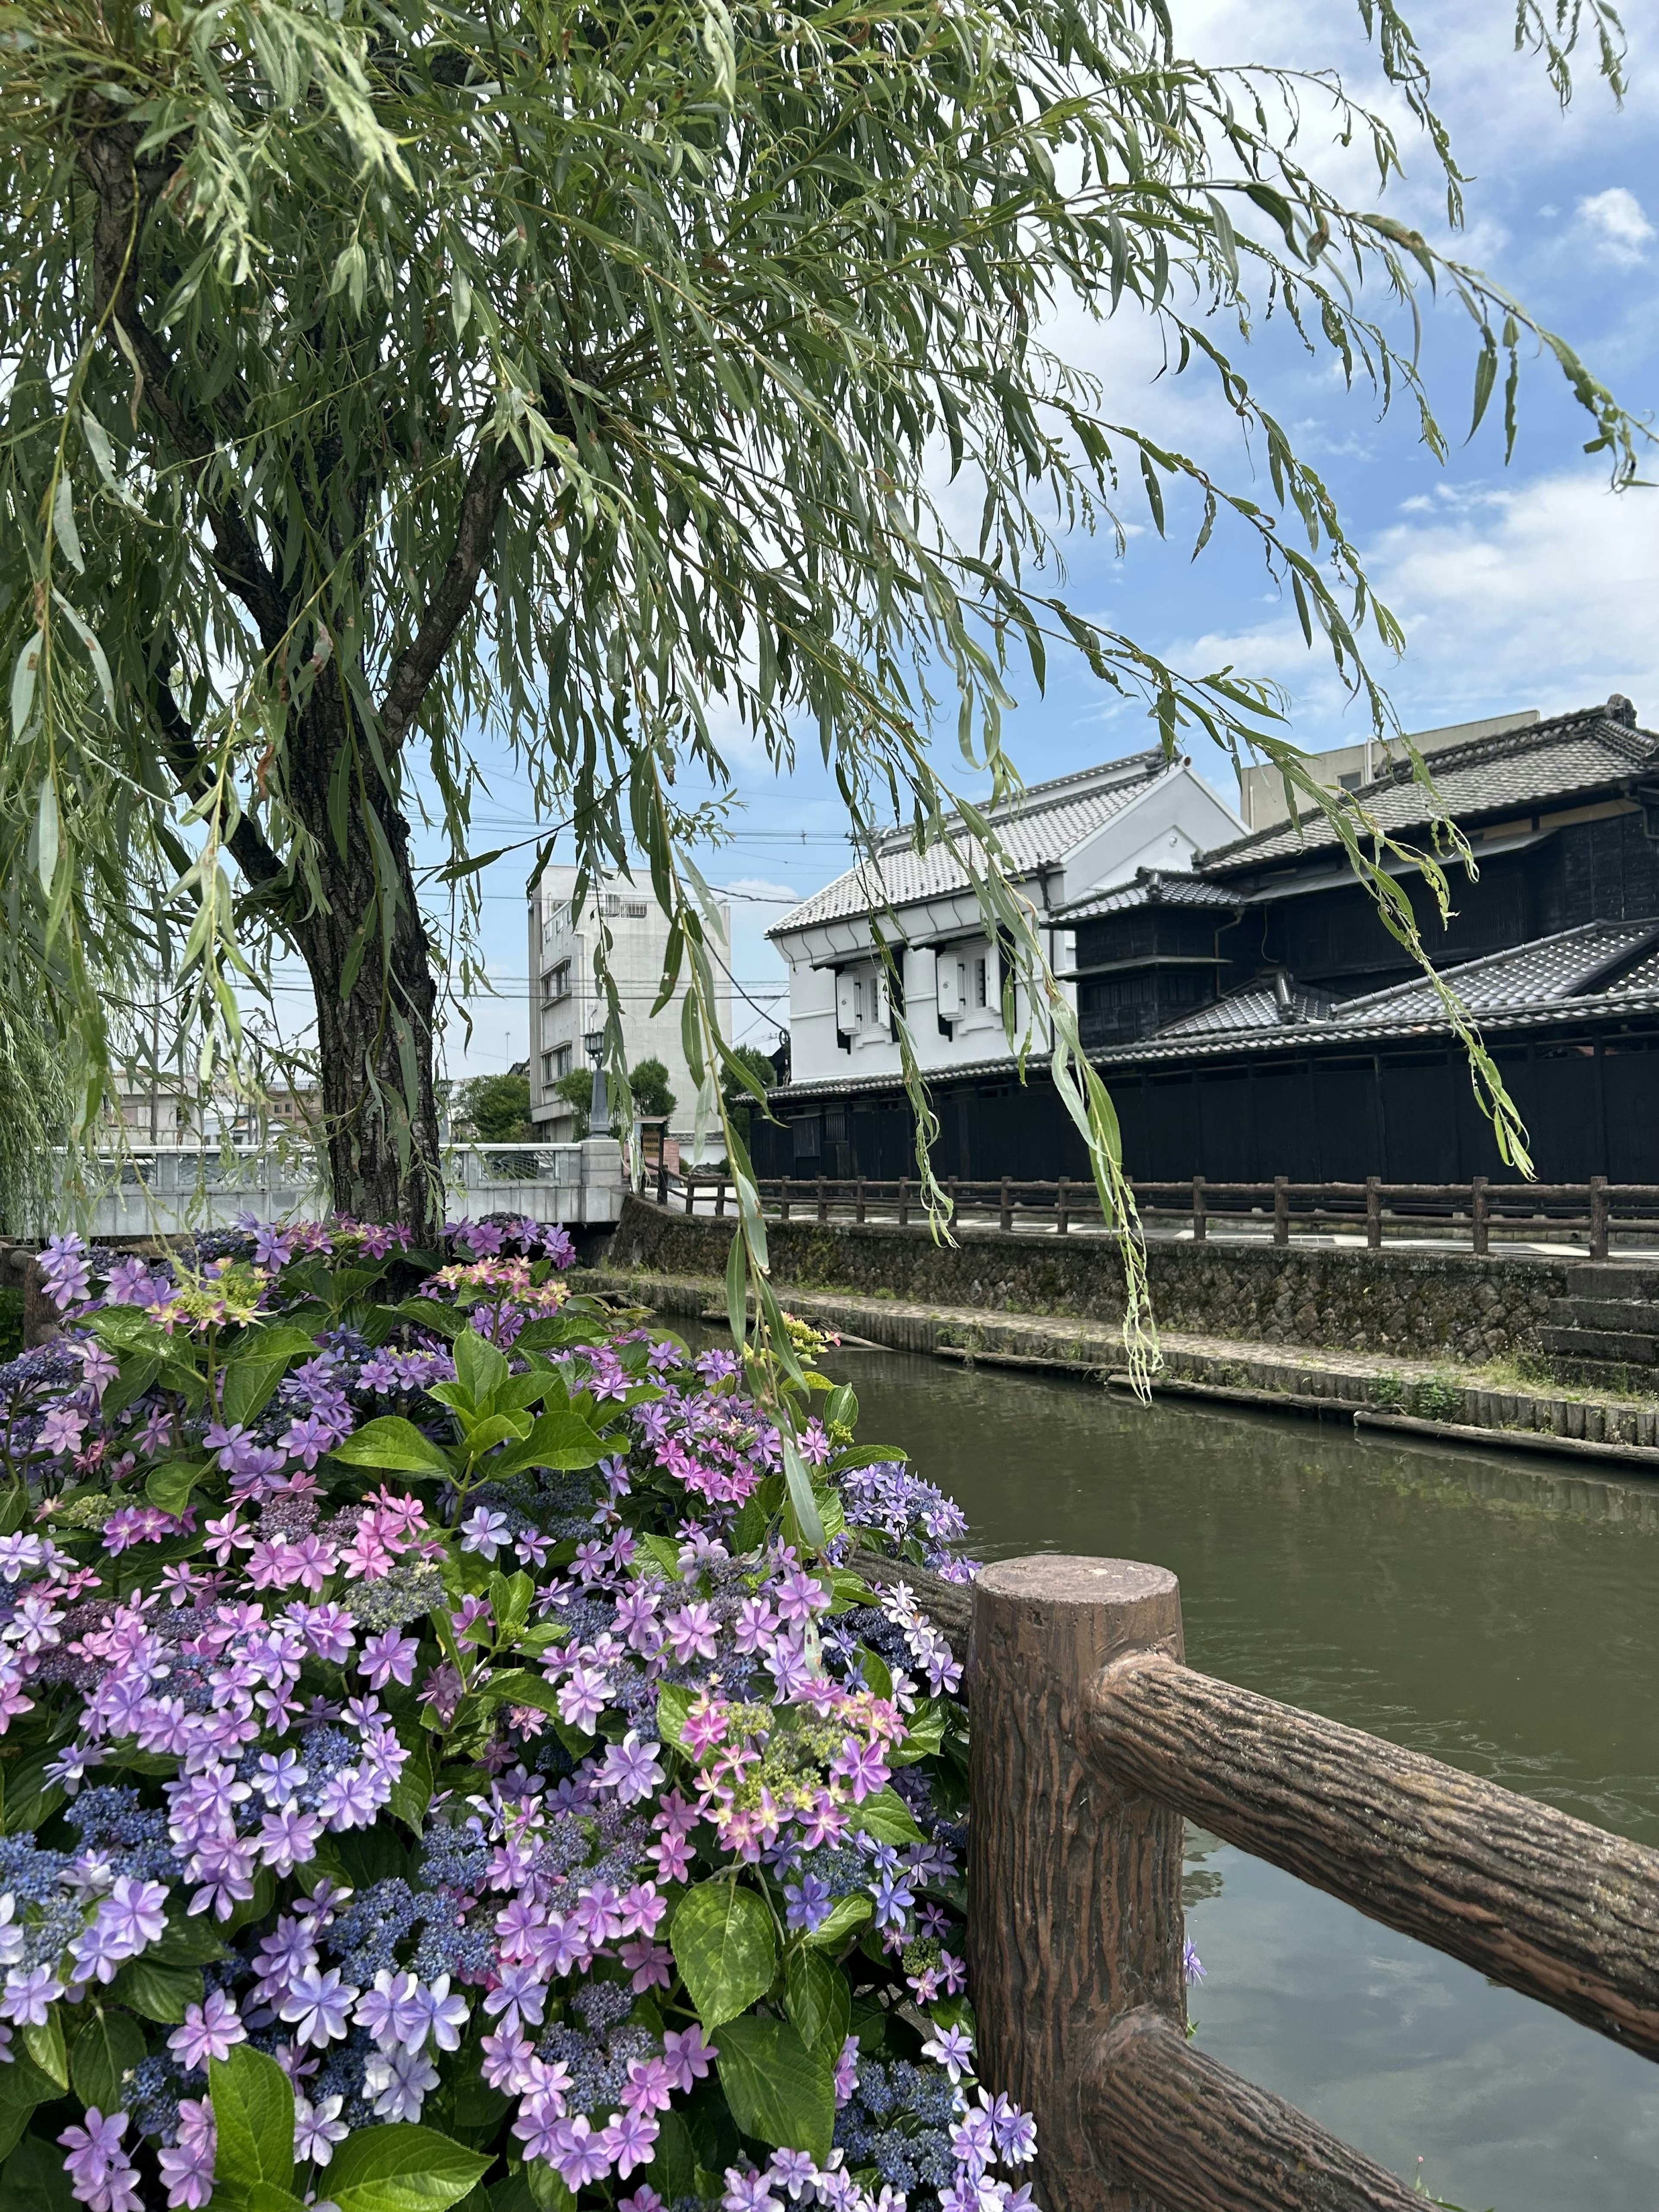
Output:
[
  {"xmin": 1157, "ymin": 467, "xmax": 1659, "ymax": 749},
  {"xmin": 1574, "ymin": 187, "xmax": 1656, "ymax": 266}
]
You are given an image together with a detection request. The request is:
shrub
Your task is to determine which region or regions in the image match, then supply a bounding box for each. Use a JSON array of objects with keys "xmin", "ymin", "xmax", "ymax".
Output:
[{"xmin": 0, "ymin": 1216, "xmax": 1029, "ymax": 2212}]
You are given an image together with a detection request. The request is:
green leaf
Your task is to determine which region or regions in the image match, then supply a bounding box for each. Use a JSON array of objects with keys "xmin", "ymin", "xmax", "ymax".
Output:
[
  {"xmin": 19, "ymin": 2009, "xmax": 66, "ymax": 2090},
  {"xmin": 0, "ymin": 1751, "xmax": 62, "ymax": 1839},
  {"xmin": 110, "ymin": 1956, "xmax": 202, "ymax": 2023},
  {"xmin": 0, "ymin": 2131, "xmax": 79, "ymax": 2212},
  {"xmin": 475, "ymin": 1667, "xmax": 564, "ymax": 1719},
  {"xmin": 220, "ymin": 1331, "xmax": 312, "ymax": 1426},
  {"xmin": 715, "ymin": 2015, "xmax": 836, "ymax": 2162},
  {"xmin": 329, "ymin": 1416, "xmax": 455, "ymax": 1477},
  {"xmin": 149, "ymin": 1912, "xmax": 230, "ymax": 1967},
  {"xmin": 802, "ymin": 1894, "xmax": 872, "ymax": 1950},
  {"xmin": 325, "ymin": 2123, "xmax": 490, "ymax": 2212},
  {"xmin": 780, "ymin": 1436, "xmax": 826, "ymax": 1553},
  {"xmin": 784, "ymin": 1946, "xmax": 850, "ymax": 2062},
  {"xmin": 210, "ymin": 2044, "xmax": 296, "ymax": 2195},
  {"xmin": 656, "ymin": 1679, "xmax": 693, "ymax": 1748},
  {"xmin": 647, "ymin": 2108, "xmax": 696, "ymax": 2200},
  {"xmin": 387, "ymin": 1733, "xmax": 434, "ymax": 1834},
  {"xmin": 452, "ymin": 1327, "xmax": 509, "ymax": 1409},
  {"xmin": 671, "ymin": 1879, "xmax": 778, "ymax": 2029},
  {"xmin": 70, "ymin": 2008, "xmax": 147, "ymax": 2116},
  {"xmin": 846, "ymin": 1787, "xmax": 926, "ymax": 1846},
  {"xmin": 144, "ymin": 1460, "xmax": 202, "ymax": 1516},
  {"xmin": 0, "ymin": 2044, "xmax": 67, "ymax": 2114},
  {"xmin": 633, "ymin": 1532, "xmax": 683, "ymax": 1580},
  {"xmin": 522, "ymin": 2164, "xmax": 575, "ymax": 2212}
]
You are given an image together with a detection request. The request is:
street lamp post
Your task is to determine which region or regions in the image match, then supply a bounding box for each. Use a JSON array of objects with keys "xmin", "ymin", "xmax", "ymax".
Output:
[{"xmin": 584, "ymin": 1029, "xmax": 607, "ymax": 1133}]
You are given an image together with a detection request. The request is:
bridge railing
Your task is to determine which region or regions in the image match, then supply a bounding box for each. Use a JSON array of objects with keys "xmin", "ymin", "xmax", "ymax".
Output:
[
  {"xmin": 852, "ymin": 1549, "xmax": 1659, "ymax": 2212},
  {"xmin": 661, "ymin": 1171, "xmax": 1659, "ymax": 1255}
]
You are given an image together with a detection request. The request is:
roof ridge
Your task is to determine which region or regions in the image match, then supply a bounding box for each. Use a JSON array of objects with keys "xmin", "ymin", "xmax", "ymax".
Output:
[
  {"xmin": 1198, "ymin": 699, "xmax": 1657, "ymax": 869},
  {"xmin": 869, "ymin": 748, "xmax": 1172, "ymax": 856}
]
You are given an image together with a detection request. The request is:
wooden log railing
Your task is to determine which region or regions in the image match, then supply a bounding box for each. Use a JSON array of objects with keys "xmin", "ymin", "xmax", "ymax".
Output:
[
  {"xmin": 664, "ymin": 1172, "xmax": 1659, "ymax": 1255},
  {"xmin": 851, "ymin": 1550, "xmax": 1659, "ymax": 2212}
]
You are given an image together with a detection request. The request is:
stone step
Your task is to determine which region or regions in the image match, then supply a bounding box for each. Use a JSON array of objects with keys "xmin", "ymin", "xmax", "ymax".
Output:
[
  {"xmin": 1564, "ymin": 1262, "xmax": 1659, "ymax": 1300},
  {"xmin": 1545, "ymin": 1295, "xmax": 1659, "ymax": 1330},
  {"xmin": 1539, "ymin": 1323, "xmax": 1659, "ymax": 1364}
]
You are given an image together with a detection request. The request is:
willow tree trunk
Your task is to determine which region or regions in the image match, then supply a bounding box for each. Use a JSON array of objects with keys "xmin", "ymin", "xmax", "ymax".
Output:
[{"xmin": 286, "ymin": 682, "xmax": 444, "ymax": 1245}]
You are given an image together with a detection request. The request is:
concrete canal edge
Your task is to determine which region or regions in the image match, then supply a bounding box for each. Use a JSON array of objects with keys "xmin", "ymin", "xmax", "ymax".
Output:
[{"xmin": 577, "ymin": 1258, "xmax": 1659, "ymax": 1477}]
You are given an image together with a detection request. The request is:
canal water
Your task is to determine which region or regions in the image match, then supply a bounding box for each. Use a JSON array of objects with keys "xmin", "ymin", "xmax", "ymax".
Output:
[{"xmin": 816, "ymin": 1341, "xmax": 1659, "ymax": 2212}]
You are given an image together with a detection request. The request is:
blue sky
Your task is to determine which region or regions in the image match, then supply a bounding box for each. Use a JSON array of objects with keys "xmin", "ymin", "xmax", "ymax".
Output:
[{"xmin": 404, "ymin": 0, "xmax": 1659, "ymax": 1080}]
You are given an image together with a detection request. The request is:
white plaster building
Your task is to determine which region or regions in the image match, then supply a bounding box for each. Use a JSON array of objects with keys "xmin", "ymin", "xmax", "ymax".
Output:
[
  {"xmin": 767, "ymin": 751, "xmax": 1244, "ymax": 1090},
  {"xmin": 527, "ymin": 867, "xmax": 731, "ymax": 1149}
]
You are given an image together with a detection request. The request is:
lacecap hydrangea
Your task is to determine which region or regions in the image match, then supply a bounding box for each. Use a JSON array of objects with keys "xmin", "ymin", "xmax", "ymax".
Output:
[{"xmin": 0, "ymin": 1213, "xmax": 1036, "ymax": 2212}]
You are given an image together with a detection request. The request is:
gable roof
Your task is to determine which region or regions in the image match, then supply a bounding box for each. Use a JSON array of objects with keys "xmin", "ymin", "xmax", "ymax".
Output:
[
  {"xmin": 1197, "ymin": 697, "xmax": 1657, "ymax": 876},
  {"xmin": 767, "ymin": 750, "xmax": 1176, "ymax": 937}
]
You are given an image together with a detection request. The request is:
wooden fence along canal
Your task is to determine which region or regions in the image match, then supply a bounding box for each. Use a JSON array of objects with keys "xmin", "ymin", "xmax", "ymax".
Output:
[
  {"xmin": 667, "ymin": 1171, "xmax": 1659, "ymax": 1255},
  {"xmin": 849, "ymin": 1548, "xmax": 1659, "ymax": 2212}
]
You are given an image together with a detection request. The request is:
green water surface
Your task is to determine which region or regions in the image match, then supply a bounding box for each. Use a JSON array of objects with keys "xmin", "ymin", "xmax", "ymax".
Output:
[{"xmin": 817, "ymin": 1342, "xmax": 1659, "ymax": 2211}]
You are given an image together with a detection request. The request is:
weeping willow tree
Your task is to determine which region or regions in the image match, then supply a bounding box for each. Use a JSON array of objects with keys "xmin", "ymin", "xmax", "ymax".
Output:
[
  {"xmin": 0, "ymin": 995, "xmax": 69, "ymax": 1236},
  {"xmin": 0, "ymin": 0, "xmax": 1644, "ymax": 1357}
]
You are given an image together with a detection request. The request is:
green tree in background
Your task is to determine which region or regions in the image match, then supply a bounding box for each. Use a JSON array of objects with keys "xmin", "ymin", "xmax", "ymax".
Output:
[
  {"xmin": 629, "ymin": 1059, "xmax": 677, "ymax": 1125},
  {"xmin": 553, "ymin": 1070, "xmax": 594, "ymax": 1141},
  {"xmin": 0, "ymin": 0, "xmax": 1642, "ymax": 1357},
  {"xmin": 456, "ymin": 1072, "xmax": 533, "ymax": 1145},
  {"xmin": 0, "ymin": 998, "xmax": 68, "ymax": 1234}
]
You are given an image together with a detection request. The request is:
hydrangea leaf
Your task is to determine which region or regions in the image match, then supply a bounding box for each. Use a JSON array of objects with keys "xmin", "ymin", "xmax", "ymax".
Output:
[
  {"xmin": 109, "ymin": 1957, "xmax": 201, "ymax": 2024},
  {"xmin": 522, "ymin": 2162, "xmax": 574, "ymax": 2212},
  {"xmin": 142, "ymin": 1459, "xmax": 201, "ymax": 1516},
  {"xmin": 452, "ymin": 1326, "xmax": 510, "ymax": 1410},
  {"xmin": 784, "ymin": 1945, "xmax": 851, "ymax": 2062},
  {"xmin": 68, "ymin": 2007, "xmax": 146, "ymax": 2118},
  {"xmin": 657, "ymin": 1679, "xmax": 694, "ymax": 1748},
  {"xmin": 845, "ymin": 1786, "xmax": 926, "ymax": 1846},
  {"xmin": 329, "ymin": 1416, "xmax": 456, "ymax": 1477},
  {"xmin": 671, "ymin": 1878, "xmax": 778, "ymax": 2028},
  {"xmin": 715, "ymin": 2014, "xmax": 836, "ymax": 2163},
  {"xmin": 324, "ymin": 2122, "xmax": 491, "ymax": 2212},
  {"xmin": 209, "ymin": 2044, "xmax": 296, "ymax": 2196},
  {"xmin": 18, "ymin": 2009, "xmax": 65, "ymax": 2089},
  {"xmin": 801, "ymin": 1894, "xmax": 873, "ymax": 1951},
  {"xmin": 0, "ymin": 2131, "xmax": 77, "ymax": 2212}
]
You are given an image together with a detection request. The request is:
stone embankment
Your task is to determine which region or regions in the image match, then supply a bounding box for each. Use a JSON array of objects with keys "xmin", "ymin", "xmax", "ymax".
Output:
[{"xmin": 595, "ymin": 1197, "xmax": 1659, "ymax": 1472}]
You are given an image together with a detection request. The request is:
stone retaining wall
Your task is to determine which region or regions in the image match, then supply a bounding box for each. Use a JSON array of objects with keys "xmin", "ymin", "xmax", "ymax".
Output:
[{"xmin": 605, "ymin": 1197, "xmax": 1571, "ymax": 1360}]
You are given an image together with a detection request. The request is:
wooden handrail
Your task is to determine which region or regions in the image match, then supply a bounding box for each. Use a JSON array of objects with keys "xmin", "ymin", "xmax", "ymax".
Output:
[
  {"xmin": 961, "ymin": 1555, "xmax": 1659, "ymax": 2212},
  {"xmin": 1092, "ymin": 1652, "xmax": 1659, "ymax": 2057},
  {"xmin": 1087, "ymin": 2011, "xmax": 1421, "ymax": 2212}
]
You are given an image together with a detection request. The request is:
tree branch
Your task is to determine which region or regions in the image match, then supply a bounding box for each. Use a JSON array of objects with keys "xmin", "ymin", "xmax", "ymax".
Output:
[
  {"xmin": 378, "ymin": 442, "xmax": 523, "ymax": 751},
  {"xmin": 150, "ymin": 669, "xmax": 286, "ymax": 894},
  {"xmin": 80, "ymin": 122, "xmax": 292, "ymax": 654}
]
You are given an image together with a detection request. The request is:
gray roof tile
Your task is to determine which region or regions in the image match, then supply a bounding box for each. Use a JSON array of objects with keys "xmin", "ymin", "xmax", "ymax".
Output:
[
  {"xmin": 1198, "ymin": 701, "xmax": 1658, "ymax": 874},
  {"xmin": 768, "ymin": 751, "xmax": 1174, "ymax": 935},
  {"xmin": 1055, "ymin": 869, "xmax": 1243, "ymax": 921}
]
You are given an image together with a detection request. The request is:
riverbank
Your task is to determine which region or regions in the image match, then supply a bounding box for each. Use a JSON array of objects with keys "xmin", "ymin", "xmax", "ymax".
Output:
[{"xmin": 579, "ymin": 1256, "xmax": 1659, "ymax": 1470}]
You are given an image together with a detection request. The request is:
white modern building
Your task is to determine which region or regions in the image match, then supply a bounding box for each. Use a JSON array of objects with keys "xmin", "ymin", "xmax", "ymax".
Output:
[
  {"xmin": 768, "ymin": 750, "xmax": 1244, "ymax": 1089},
  {"xmin": 527, "ymin": 866, "xmax": 731, "ymax": 1149}
]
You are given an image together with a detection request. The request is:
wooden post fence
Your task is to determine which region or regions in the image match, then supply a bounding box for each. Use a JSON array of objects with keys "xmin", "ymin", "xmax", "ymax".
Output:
[{"xmin": 958, "ymin": 1552, "xmax": 1659, "ymax": 2212}]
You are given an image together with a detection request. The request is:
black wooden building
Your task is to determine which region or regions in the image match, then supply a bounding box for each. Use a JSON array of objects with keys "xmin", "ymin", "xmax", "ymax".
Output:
[{"xmin": 751, "ymin": 698, "xmax": 1659, "ymax": 1185}]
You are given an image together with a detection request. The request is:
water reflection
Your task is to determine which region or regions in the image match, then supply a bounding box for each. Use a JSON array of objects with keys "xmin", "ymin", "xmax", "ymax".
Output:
[{"xmin": 811, "ymin": 1342, "xmax": 1659, "ymax": 2211}]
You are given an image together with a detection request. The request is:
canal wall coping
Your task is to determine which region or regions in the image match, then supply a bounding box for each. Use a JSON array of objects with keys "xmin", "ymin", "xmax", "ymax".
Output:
[
  {"xmin": 576, "ymin": 1260, "xmax": 1659, "ymax": 1463},
  {"xmin": 603, "ymin": 1194, "xmax": 1571, "ymax": 1362}
]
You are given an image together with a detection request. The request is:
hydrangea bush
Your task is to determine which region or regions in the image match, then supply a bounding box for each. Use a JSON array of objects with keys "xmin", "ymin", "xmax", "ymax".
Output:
[{"xmin": 0, "ymin": 1217, "xmax": 1036, "ymax": 2212}]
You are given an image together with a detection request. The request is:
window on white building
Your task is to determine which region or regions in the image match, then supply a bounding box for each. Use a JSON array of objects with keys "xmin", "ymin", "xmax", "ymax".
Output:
[
  {"xmin": 553, "ymin": 1044, "xmax": 573, "ymax": 1079},
  {"xmin": 540, "ymin": 1053, "xmax": 554, "ymax": 1087},
  {"xmin": 974, "ymin": 956, "xmax": 988, "ymax": 1009}
]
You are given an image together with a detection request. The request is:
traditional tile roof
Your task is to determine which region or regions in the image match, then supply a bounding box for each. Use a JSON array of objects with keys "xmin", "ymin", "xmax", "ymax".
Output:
[
  {"xmin": 767, "ymin": 751, "xmax": 1175, "ymax": 936},
  {"xmin": 762, "ymin": 920, "xmax": 1659, "ymax": 1098},
  {"xmin": 1053, "ymin": 869, "xmax": 1243, "ymax": 922},
  {"xmin": 1103, "ymin": 920, "xmax": 1659, "ymax": 1065},
  {"xmin": 1198, "ymin": 697, "xmax": 1658, "ymax": 875}
]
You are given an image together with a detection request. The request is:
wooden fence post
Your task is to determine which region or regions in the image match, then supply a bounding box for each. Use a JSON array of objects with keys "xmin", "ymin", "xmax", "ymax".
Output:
[
  {"xmin": 967, "ymin": 1557, "xmax": 1187, "ymax": 2212},
  {"xmin": 1000, "ymin": 1176, "xmax": 1013, "ymax": 1233},
  {"xmin": 1055, "ymin": 1176, "xmax": 1069, "ymax": 1236},
  {"xmin": 816, "ymin": 1176, "xmax": 828, "ymax": 1225},
  {"xmin": 1590, "ymin": 1175, "xmax": 1609, "ymax": 1261},
  {"xmin": 1192, "ymin": 1175, "xmax": 1206, "ymax": 1244},
  {"xmin": 656, "ymin": 1158, "xmax": 667, "ymax": 1207},
  {"xmin": 855, "ymin": 1176, "xmax": 867, "ymax": 1224},
  {"xmin": 714, "ymin": 1177, "xmax": 727, "ymax": 1220},
  {"xmin": 683, "ymin": 1174, "xmax": 694, "ymax": 1217},
  {"xmin": 1273, "ymin": 1175, "xmax": 1289, "ymax": 1248},
  {"xmin": 896, "ymin": 1179, "xmax": 910, "ymax": 1227},
  {"xmin": 1471, "ymin": 1175, "xmax": 1488, "ymax": 1257},
  {"xmin": 1366, "ymin": 1176, "xmax": 1382, "ymax": 1251},
  {"xmin": 779, "ymin": 1178, "xmax": 792, "ymax": 1223}
]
